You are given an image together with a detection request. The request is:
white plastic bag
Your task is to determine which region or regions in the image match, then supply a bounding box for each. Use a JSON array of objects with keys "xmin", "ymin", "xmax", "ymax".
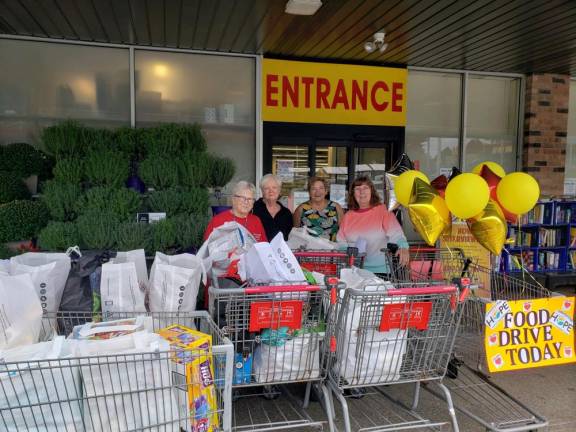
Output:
[
  {"xmin": 149, "ymin": 252, "xmax": 207, "ymax": 312},
  {"xmin": 254, "ymin": 333, "xmax": 321, "ymax": 383},
  {"xmin": 110, "ymin": 249, "xmax": 149, "ymax": 291},
  {"xmin": 71, "ymin": 316, "xmax": 153, "ymax": 340},
  {"xmin": 0, "ymin": 336, "xmax": 82, "ymax": 432},
  {"xmin": 0, "ymin": 259, "xmax": 9, "ymax": 275},
  {"xmin": 336, "ymin": 268, "xmax": 407, "ymax": 385},
  {"xmin": 10, "ymin": 252, "xmax": 71, "ymax": 314},
  {"xmin": 243, "ymin": 233, "xmax": 306, "ymax": 283},
  {"xmin": 100, "ymin": 261, "xmax": 146, "ymax": 317},
  {"xmin": 287, "ymin": 227, "xmax": 338, "ymax": 250},
  {"xmin": 0, "ymin": 273, "xmax": 43, "ymax": 349},
  {"xmin": 77, "ymin": 331, "xmax": 178, "ymax": 432}
]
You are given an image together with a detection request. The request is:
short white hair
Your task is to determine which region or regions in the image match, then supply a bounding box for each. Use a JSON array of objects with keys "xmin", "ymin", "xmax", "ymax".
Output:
[
  {"xmin": 232, "ymin": 180, "xmax": 256, "ymax": 196},
  {"xmin": 260, "ymin": 173, "xmax": 282, "ymax": 191}
]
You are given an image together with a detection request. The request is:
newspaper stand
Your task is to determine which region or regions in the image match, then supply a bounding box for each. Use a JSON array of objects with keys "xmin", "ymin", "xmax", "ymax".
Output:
[
  {"xmin": 209, "ymin": 280, "xmax": 338, "ymax": 431},
  {"xmin": 293, "ymin": 247, "xmax": 365, "ymax": 277},
  {"xmin": 385, "ymin": 247, "xmax": 549, "ymax": 431},
  {"xmin": 0, "ymin": 311, "xmax": 234, "ymax": 432},
  {"xmin": 322, "ymin": 278, "xmax": 467, "ymax": 432}
]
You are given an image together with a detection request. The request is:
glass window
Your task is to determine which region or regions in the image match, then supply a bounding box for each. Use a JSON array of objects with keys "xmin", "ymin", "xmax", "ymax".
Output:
[
  {"xmin": 406, "ymin": 71, "xmax": 461, "ymax": 178},
  {"xmin": 0, "ymin": 39, "xmax": 130, "ymax": 146},
  {"xmin": 271, "ymin": 144, "xmax": 309, "ymax": 211},
  {"xmin": 316, "ymin": 144, "xmax": 348, "ymax": 207},
  {"xmin": 135, "ymin": 50, "xmax": 256, "ymax": 184},
  {"xmin": 564, "ymin": 80, "xmax": 576, "ymax": 193},
  {"xmin": 464, "ymin": 75, "xmax": 520, "ymax": 172}
]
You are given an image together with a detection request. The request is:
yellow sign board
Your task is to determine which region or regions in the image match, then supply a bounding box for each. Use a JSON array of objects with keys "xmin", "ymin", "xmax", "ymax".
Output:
[
  {"xmin": 262, "ymin": 59, "xmax": 407, "ymax": 126},
  {"xmin": 484, "ymin": 297, "xmax": 575, "ymax": 372},
  {"xmin": 439, "ymin": 222, "xmax": 492, "ymax": 297}
]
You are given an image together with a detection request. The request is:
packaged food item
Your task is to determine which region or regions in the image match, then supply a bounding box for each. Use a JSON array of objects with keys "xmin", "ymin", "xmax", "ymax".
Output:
[
  {"xmin": 71, "ymin": 316, "xmax": 152, "ymax": 340},
  {"xmin": 157, "ymin": 324, "xmax": 219, "ymax": 431}
]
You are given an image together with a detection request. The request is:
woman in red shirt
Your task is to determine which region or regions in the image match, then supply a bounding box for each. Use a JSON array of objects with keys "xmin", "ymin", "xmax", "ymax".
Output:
[{"xmin": 203, "ymin": 181, "xmax": 267, "ymax": 242}]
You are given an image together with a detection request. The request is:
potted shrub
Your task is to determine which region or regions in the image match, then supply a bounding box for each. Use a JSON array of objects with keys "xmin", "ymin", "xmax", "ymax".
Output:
[
  {"xmin": 41, "ymin": 120, "xmax": 86, "ymax": 159},
  {"xmin": 0, "ymin": 172, "xmax": 30, "ymax": 204},
  {"xmin": 76, "ymin": 211, "xmax": 119, "ymax": 251},
  {"xmin": 53, "ymin": 158, "xmax": 84, "ymax": 184},
  {"xmin": 150, "ymin": 218, "xmax": 177, "ymax": 254},
  {"xmin": 40, "ymin": 180, "xmax": 82, "ymax": 222},
  {"xmin": 115, "ymin": 222, "xmax": 152, "ymax": 251},
  {"xmin": 85, "ymin": 149, "xmax": 130, "ymax": 188},
  {"xmin": 0, "ymin": 143, "xmax": 51, "ymax": 193},
  {"xmin": 172, "ymin": 213, "xmax": 210, "ymax": 253},
  {"xmin": 0, "ymin": 200, "xmax": 50, "ymax": 250},
  {"xmin": 208, "ymin": 155, "xmax": 236, "ymax": 215},
  {"xmin": 75, "ymin": 187, "xmax": 142, "ymax": 222},
  {"xmin": 138, "ymin": 156, "xmax": 180, "ymax": 190},
  {"xmin": 37, "ymin": 221, "xmax": 80, "ymax": 251}
]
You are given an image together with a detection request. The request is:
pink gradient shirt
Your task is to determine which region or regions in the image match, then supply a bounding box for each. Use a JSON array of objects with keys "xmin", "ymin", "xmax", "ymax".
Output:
[{"xmin": 337, "ymin": 204, "xmax": 408, "ymax": 273}]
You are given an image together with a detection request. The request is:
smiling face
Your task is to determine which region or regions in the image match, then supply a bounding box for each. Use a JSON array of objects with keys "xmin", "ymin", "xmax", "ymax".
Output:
[
  {"xmin": 309, "ymin": 180, "xmax": 327, "ymax": 204},
  {"xmin": 232, "ymin": 188, "xmax": 256, "ymax": 217},
  {"xmin": 353, "ymin": 183, "xmax": 372, "ymax": 209}
]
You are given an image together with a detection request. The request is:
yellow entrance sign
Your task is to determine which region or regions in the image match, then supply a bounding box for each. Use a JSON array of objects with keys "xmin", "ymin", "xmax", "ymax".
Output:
[
  {"xmin": 262, "ymin": 59, "xmax": 407, "ymax": 126},
  {"xmin": 484, "ymin": 297, "xmax": 575, "ymax": 372}
]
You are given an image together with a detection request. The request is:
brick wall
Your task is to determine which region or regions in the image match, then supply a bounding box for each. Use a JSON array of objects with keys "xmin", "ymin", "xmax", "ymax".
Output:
[{"xmin": 523, "ymin": 74, "xmax": 570, "ymax": 196}]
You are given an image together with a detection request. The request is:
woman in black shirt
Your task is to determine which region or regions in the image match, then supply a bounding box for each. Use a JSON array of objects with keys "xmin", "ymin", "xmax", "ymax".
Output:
[{"xmin": 252, "ymin": 174, "xmax": 293, "ymax": 241}]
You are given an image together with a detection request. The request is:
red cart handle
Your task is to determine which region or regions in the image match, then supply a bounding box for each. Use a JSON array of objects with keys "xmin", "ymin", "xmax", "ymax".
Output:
[
  {"xmin": 245, "ymin": 284, "xmax": 320, "ymax": 294},
  {"xmin": 385, "ymin": 285, "xmax": 458, "ymax": 296}
]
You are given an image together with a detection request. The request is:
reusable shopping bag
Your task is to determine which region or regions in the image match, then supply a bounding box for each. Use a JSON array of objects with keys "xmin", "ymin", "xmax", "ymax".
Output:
[
  {"xmin": 0, "ymin": 273, "xmax": 43, "ymax": 349},
  {"xmin": 99, "ymin": 261, "xmax": 146, "ymax": 318},
  {"xmin": 0, "ymin": 259, "xmax": 9, "ymax": 275},
  {"xmin": 287, "ymin": 227, "xmax": 338, "ymax": 250},
  {"xmin": 148, "ymin": 252, "xmax": 207, "ymax": 312},
  {"xmin": 0, "ymin": 336, "xmax": 82, "ymax": 432},
  {"xmin": 110, "ymin": 249, "xmax": 148, "ymax": 291}
]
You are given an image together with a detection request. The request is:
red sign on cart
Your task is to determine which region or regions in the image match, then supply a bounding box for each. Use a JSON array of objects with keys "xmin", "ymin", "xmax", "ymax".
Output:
[
  {"xmin": 300, "ymin": 262, "xmax": 338, "ymax": 276},
  {"xmin": 379, "ymin": 302, "xmax": 432, "ymax": 331},
  {"xmin": 249, "ymin": 300, "xmax": 303, "ymax": 332}
]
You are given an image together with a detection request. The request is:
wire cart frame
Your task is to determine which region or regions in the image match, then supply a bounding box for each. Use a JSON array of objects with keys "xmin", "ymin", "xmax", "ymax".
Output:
[
  {"xmin": 0, "ymin": 311, "xmax": 234, "ymax": 432},
  {"xmin": 292, "ymin": 247, "xmax": 365, "ymax": 277}
]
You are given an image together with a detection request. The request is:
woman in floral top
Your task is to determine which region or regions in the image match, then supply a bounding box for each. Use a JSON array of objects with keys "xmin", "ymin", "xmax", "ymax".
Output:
[{"xmin": 293, "ymin": 177, "xmax": 344, "ymax": 241}]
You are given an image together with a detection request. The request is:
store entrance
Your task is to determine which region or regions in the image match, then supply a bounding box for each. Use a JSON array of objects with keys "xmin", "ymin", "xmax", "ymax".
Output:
[{"xmin": 263, "ymin": 122, "xmax": 404, "ymax": 210}]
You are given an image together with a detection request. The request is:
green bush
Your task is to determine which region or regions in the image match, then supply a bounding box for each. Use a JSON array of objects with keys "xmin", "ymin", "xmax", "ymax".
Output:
[
  {"xmin": 115, "ymin": 222, "xmax": 152, "ymax": 251},
  {"xmin": 173, "ymin": 213, "xmax": 210, "ymax": 250},
  {"xmin": 85, "ymin": 150, "xmax": 130, "ymax": 187},
  {"xmin": 138, "ymin": 156, "xmax": 180, "ymax": 190},
  {"xmin": 0, "ymin": 143, "xmax": 50, "ymax": 178},
  {"xmin": 147, "ymin": 187, "xmax": 209, "ymax": 216},
  {"xmin": 83, "ymin": 127, "xmax": 115, "ymax": 153},
  {"xmin": 75, "ymin": 187, "xmax": 141, "ymax": 221},
  {"xmin": 37, "ymin": 221, "xmax": 80, "ymax": 251},
  {"xmin": 114, "ymin": 127, "xmax": 139, "ymax": 158},
  {"xmin": 140, "ymin": 123, "xmax": 206, "ymax": 157},
  {"xmin": 0, "ymin": 200, "xmax": 50, "ymax": 243},
  {"xmin": 40, "ymin": 180, "xmax": 82, "ymax": 222},
  {"xmin": 209, "ymin": 155, "xmax": 236, "ymax": 188},
  {"xmin": 150, "ymin": 219, "xmax": 177, "ymax": 253},
  {"xmin": 41, "ymin": 120, "xmax": 85, "ymax": 159},
  {"xmin": 179, "ymin": 153, "xmax": 211, "ymax": 188},
  {"xmin": 53, "ymin": 158, "xmax": 84, "ymax": 184},
  {"xmin": 0, "ymin": 172, "xmax": 30, "ymax": 204},
  {"xmin": 76, "ymin": 211, "xmax": 119, "ymax": 250},
  {"xmin": 0, "ymin": 243, "xmax": 17, "ymax": 259}
]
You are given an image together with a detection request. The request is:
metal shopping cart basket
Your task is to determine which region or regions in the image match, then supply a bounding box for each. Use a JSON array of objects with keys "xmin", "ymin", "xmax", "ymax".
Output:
[
  {"xmin": 322, "ymin": 276, "xmax": 468, "ymax": 432},
  {"xmin": 0, "ymin": 311, "xmax": 234, "ymax": 432},
  {"xmin": 386, "ymin": 246, "xmax": 549, "ymax": 431},
  {"xmin": 209, "ymin": 280, "xmax": 339, "ymax": 431},
  {"xmin": 293, "ymin": 247, "xmax": 365, "ymax": 277}
]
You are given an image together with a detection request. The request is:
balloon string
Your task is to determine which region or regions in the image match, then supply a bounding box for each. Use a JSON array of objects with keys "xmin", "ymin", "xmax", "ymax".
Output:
[{"xmin": 501, "ymin": 248, "xmax": 547, "ymax": 295}]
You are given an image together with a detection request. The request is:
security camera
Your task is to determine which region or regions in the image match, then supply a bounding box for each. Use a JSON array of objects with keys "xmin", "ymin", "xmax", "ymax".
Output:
[
  {"xmin": 364, "ymin": 41, "xmax": 375, "ymax": 53},
  {"xmin": 364, "ymin": 31, "xmax": 388, "ymax": 54},
  {"xmin": 374, "ymin": 32, "xmax": 386, "ymax": 44}
]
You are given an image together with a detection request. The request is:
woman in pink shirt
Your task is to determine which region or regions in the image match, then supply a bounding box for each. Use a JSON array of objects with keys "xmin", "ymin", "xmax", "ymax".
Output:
[{"xmin": 337, "ymin": 176, "xmax": 409, "ymax": 275}]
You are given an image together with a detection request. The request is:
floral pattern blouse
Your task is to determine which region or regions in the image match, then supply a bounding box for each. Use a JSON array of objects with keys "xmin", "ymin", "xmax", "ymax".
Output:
[{"xmin": 299, "ymin": 200, "xmax": 340, "ymax": 241}]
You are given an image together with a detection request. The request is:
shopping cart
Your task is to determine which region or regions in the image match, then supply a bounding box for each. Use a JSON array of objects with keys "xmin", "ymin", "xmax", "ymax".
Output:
[
  {"xmin": 293, "ymin": 247, "xmax": 365, "ymax": 277},
  {"xmin": 209, "ymin": 280, "xmax": 339, "ymax": 431},
  {"xmin": 386, "ymin": 246, "xmax": 549, "ymax": 431},
  {"xmin": 0, "ymin": 311, "xmax": 234, "ymax": 432},
  {"xmin": 322, "ymin": 277, "xmax": 467, "ymax": 432}
]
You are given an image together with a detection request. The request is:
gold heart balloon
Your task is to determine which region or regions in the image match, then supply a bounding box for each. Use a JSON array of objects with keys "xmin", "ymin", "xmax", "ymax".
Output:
[
  {"xmin": 408, "ymin": 178, "xmax": 450, "ymax": 246},
  {"xmin": 467, "ymin": 199, "xmax": 507, "ymax": 255},
  {"xmin": 384, "ymin": 173, "xmax": 399, "ymax": 211}
]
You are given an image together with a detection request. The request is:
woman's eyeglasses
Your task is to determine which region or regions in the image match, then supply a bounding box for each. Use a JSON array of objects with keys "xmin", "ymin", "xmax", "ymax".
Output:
[{"xmin": 233, "ymin": 195, "xmax": 256, "ymax": 203}]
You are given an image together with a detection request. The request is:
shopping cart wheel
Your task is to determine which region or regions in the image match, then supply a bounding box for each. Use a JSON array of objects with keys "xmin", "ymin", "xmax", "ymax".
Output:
[
  {"xmin": 446, "ymin": 357, "xmax": 464, "ymax": 379},
  {"xmin": 262, "ymin": 384, "xmax": 281, "ymax": 400},
  {"xmin": 344, "ymin": 387, "xmax": 366, "ymax": 399}
]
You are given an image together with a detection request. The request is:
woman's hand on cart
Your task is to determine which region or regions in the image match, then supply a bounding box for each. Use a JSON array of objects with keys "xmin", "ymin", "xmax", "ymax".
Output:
[{"xmin": 396, "ymin": 248, "xmax": 409, "ymax": 267}]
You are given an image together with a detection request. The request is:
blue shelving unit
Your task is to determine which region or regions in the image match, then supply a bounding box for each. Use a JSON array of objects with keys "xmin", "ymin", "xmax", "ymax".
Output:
[{"xmin": 502, "ymin": 200, "xmax": 576, "ymax": 273}]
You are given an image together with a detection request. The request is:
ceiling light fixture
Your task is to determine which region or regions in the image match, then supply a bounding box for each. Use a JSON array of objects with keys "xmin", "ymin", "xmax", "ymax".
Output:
[
  {"xmin": 285, "ymin": 0, "xmax": 322, "ymax": 16},
  {"xmin": 364, "ymin": 31, "xmax": 388, "ymax": 54}
]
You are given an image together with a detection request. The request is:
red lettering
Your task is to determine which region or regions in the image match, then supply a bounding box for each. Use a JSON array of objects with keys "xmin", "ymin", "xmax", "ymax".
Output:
[
  {"xmin": 331, "ymin": 79, "xmax": 350, "ymax": 110},
  {"xmin": 282, "ymin": 76, "xmax": 299, "ymax": 108},
  {"xmin": 316, "ymin": 78, "xmax": 330, "ymax": 109},
  {"xmin": 351, "ymin": 80, "xmax": 368, "ymax": 110},
  {"xmin": 392, "ymin": 82, "xmax": 403, "ymax": 112},
  {"xmin": 302, "ymin": 77, "xmax": 314, "ymax": 108},
  {"xmin": 371, "ymin": 81, "xmax": 389, "ymax": 111},
  {"xmin": 266, "ymin": 74, "xmax": 279, "ymax": 107}
]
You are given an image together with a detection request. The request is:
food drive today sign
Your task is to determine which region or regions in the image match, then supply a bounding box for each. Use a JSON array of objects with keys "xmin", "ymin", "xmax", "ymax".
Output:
[
  {"xmin": 484, "ymin": 297, "xmax": 575, "ymax": 372},
  {"xmin": 262, "ymin": 59, "xmax": 407, "ymax": 126}
]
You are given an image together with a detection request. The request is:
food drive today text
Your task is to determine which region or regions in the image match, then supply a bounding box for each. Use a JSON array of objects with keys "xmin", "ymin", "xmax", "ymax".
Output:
[{"xmin": 265, "ymin": 74, "xmax": 404, "ymax": 112}]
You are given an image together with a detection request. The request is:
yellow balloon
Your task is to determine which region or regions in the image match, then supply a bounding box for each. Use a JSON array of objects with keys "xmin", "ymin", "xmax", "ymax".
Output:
[
  {"xmin": 408, "ymin": 178, "xmax": 450, "ymax": 246},
  {"xmin": 472, "ymin": 161, "xmax": 506, "ymax": 178},
  {"xmin": 467, "ymin": 200, "xmax": 507, "ymax": 255},
  {"xmin": 394, "ymin": 170, "xmax": 430, "ymax": 207},
  {"xmin": 496, "ymin": 172, "xmax": 540, "ymax": 215},
  {"xmin": 445, "ymin": 173, "xmax": 490, "ymax": 219}
]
